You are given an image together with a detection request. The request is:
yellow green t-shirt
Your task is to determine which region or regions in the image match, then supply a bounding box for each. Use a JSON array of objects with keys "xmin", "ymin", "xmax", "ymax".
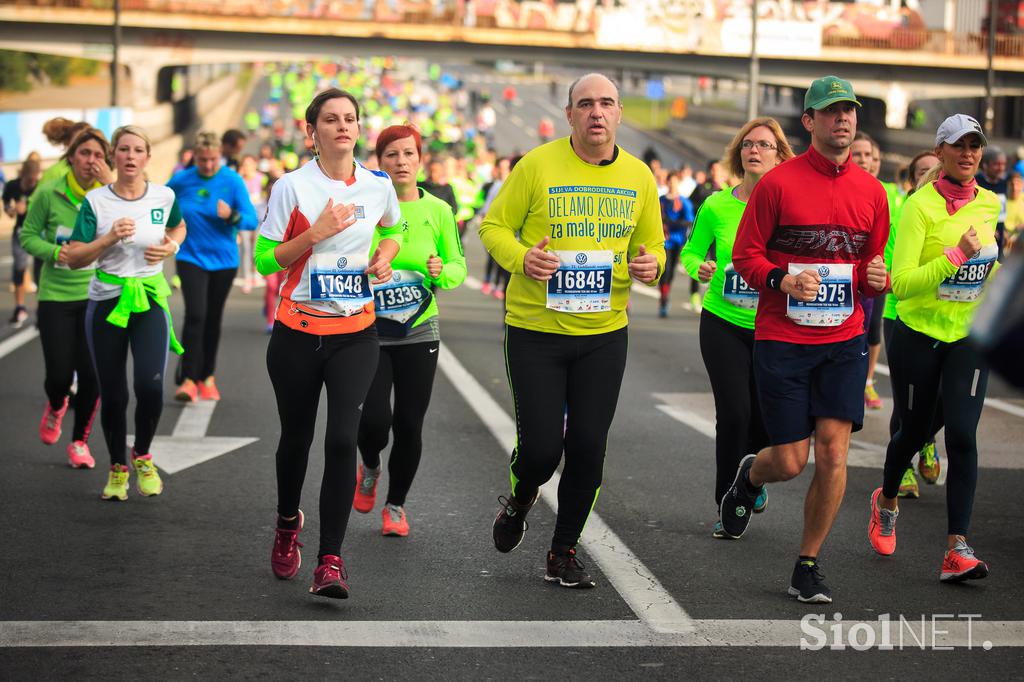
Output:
[
  {"xmin": 478, "ymin": 138, "xmax": 666, "ymax": 335},
  {"xmin": 892, "ymin": 182, "xmax": 1000, "ymax": 343}
]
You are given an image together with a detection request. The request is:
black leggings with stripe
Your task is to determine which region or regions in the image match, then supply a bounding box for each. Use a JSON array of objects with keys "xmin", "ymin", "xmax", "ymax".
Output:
[
  {"xmin": 267, "ymin": 322, "xmax": 379, "ymax": 558},
  {"xmin": 882, "ymin": 319, "xmax": 988, "ymax": 535},
  {"xmin": 85, "ymin": 297, "xmax": 170, "ymax": 466},
  {"xmin": 357, "ymin": 340, "xmax": 440, "ymax": 507},
  {"xmin": 504, "ymin": 325, "xmax": 628, "ymax": 553}
]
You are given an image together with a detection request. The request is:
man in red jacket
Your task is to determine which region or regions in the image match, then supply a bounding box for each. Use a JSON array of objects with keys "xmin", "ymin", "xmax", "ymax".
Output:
[{"xmin": 722, "ymin": 76, "xmax": 890, "ymax": 604}]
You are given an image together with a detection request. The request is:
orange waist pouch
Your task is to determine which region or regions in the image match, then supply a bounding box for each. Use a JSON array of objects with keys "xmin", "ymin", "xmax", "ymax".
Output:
[{"xmin": 276, "ymin": 298, "xmax": 375, "ymax": 335}]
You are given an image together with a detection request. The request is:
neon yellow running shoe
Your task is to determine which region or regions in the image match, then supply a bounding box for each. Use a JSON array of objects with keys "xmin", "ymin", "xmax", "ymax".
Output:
[
  {"xmin": 897, "ymin": 468, "xmax": 919, "ymax": 499},
  {"xmin": 132, "ymin": 453, "xmax": 164, "ymax": 497},
  {"xmin": 917, "ymin": 442, "xmax": 941, "ymax": 485},
  {"xmin": 101, "ymin": 464, "xmax": 130, "ymax": 501}
]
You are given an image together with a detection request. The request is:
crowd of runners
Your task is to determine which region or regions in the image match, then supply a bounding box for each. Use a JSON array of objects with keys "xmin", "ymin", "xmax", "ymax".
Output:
[{"xmin": 3, "ymin": 60, "xmax": 1012, "ymax": 603}]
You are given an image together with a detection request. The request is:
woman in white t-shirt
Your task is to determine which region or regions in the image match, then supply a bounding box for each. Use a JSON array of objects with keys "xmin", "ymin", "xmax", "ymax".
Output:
[
  {"xmin": 253, "ymin": 88, "xmax": 403, "ymax": 599},
  {"xmin": 66, "ymin": 125, "xmax": 186, "ymax": 503}
]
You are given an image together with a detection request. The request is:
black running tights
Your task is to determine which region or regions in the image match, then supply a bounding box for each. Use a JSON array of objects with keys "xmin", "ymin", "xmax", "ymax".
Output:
[
  {"xmin": 504, "ymin": 325, "xmax": 627, "ymax": 553},
  {"xmin": 85, "ymin": 297, "xmax": 169, "ymax": 465},
  {"xmin": 883, "ymin": 316, "xmax": 944, "ymax": 442},
  {"xmin": 882, "ymin": 319, "xmax": 988, "ymax": 535},
  {"xmin": 177, "ymin": 260, "xmax": 236, "ymax": 382},
  {"xmin": 36, "ymin": 300, "xmax": 99, "ymax": 442},
  {"xmin": 357, "ymin": 340, "xmax": 440, "ymax": 507},
  {"xmin": 699, "ymin": 309, "xmax": 769, "ymax": 507},
  {"xmin": 267, "ymin": 322, "xmax": 379, "ymax": 558}
]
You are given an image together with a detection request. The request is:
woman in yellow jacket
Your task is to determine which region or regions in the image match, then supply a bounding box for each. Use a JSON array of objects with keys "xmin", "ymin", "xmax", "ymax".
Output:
[{"xmin": 868, "ymin": 115, "xmax": 999, "ymax": 583}]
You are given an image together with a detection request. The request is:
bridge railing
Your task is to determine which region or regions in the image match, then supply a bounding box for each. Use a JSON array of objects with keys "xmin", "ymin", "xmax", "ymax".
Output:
[{"xmin": 4, "ymin": 0, "xmax": 1024, "ymax": 59}]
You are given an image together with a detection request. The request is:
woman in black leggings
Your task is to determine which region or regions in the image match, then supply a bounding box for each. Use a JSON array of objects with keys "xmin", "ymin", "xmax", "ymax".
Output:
[
  {"xmin": 353, "ymin": 124, "xmax": 467, "ymax": 537},
  {"xmin": 66, "ymin": 125, "xmax": 186, "ymax": 501},
  {"xmin": 868, "ymin": 114, "xmax": 999, "ymax": 582},
  {"xmin": 255, "ymin": 89, "xmax": 402, "ymax": 599},
  {"xmin": 168, "ymin": 131, "xmax": 257, "ymax": 402},
  {"xmin": 19, "ymin": 128, "xmax": 109, "ymax": 468},
  {"xmin": 679, "ymin": 117, "xmax": 793, "ymax": 537}
]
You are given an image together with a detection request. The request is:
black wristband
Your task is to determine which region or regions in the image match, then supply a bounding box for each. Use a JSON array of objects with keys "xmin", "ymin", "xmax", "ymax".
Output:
[
  {"xmin": 229, "ymin": 210, "xmax": 241, "ymax": 225},
  {"xmin": 766, "ymin": 267, "xmax": 787, "ymax": 291}
]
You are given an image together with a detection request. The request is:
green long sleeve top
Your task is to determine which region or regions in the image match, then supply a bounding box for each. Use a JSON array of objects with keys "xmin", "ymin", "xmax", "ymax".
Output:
[
  {"xmin": 680, "ymin": 187, "xmax": 756, "ymax": 330},
  {"xmin": 18, "ymin": 173, "xmax": 97, "ymax": 301},
  {"xmin": 369, "ymin": 188, "xmax": 467, "ymax": 328}
]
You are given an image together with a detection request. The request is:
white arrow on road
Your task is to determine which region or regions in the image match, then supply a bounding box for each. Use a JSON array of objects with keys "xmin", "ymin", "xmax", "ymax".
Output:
[{"xmin": 148, "ymin": 401, "xmax": 258, "ymax": 474}]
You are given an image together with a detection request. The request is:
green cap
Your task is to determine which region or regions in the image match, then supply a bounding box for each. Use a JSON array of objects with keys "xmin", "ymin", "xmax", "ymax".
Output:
[{"xmin": 804, "ymin": 76, "xmax": 861, "ymax": 110}]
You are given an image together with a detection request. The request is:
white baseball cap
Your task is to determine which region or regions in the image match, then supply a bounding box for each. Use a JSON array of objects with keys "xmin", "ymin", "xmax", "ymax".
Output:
[{"xmin": 935, "ymin": 114, "xmax": 988, "ymax": 147}]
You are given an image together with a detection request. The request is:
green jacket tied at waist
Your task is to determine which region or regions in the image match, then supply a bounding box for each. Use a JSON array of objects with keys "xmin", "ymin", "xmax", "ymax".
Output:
[{"xmin": 94, "ymin": 270, "xmax": 184, "ymax": 355}]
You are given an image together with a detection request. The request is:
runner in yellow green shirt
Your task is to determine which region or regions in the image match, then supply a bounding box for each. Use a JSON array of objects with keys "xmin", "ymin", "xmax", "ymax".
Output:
[{"xmin": 480, "ymin": 73, "xmax": 664, "ymax": 589}]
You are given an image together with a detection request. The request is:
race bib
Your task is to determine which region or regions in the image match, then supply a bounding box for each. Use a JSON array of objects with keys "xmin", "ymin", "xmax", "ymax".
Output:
[
  {"xmin": 307, "ymin": 252, "xmax": 371, "ymax": 313},
  {"xmin": 786, "ymin": 263, "xmax": 854, "ymax": 327},
  {"xmin": 373, "ymin": 269, "xmax": 432, "ymax": 323},
  {"xmin": 722, "ymin": 262, "xmax": 758, "ymax": 310},
  {"xmin": 546, "ymin": 250, "xmax": 613, "ymax": 314},
  {"xmin": 937, "ymin": 243, "xmax": 997, "ymax": 302},
  {"xmin": 54, "ymin": 225, "xmax": 73, "ymax": 270}
]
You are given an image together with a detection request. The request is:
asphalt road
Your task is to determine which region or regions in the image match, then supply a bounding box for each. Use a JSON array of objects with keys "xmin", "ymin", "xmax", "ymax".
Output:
[{"xmin": 1, "ymin": 64, "xmax": 1022, "ymax": 679}]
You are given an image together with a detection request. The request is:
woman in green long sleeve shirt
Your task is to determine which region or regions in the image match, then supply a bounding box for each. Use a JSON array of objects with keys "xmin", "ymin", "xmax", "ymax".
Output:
[
  {"xmin": 679, "ymin": 117, "xmax": 793, "ymax": 536},
  {"xmin": 357, "ymin": 124, "xmax": 466, "ymax": 537},
  {"xmin": 18, "ymin": 127, "xmax": 110, "ymax": 469}
]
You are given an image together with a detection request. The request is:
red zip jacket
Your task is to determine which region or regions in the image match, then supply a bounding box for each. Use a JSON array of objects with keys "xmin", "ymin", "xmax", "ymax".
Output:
[{"xmin": 733, "ymin": 145, "xmax": 890, "ymax": 344}]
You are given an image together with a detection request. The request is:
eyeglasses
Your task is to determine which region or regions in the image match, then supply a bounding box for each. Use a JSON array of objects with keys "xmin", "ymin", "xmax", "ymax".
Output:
[{"xmin": 741, "ymin": 140, "xmax": 777, "ymax": 151}]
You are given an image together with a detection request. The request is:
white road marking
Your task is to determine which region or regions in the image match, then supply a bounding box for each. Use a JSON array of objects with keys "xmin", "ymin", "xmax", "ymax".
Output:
[
  {"xmin": 876, "ymin": 363, "xmax": 1024, "ymax": 419},
  {"xmin": 463, "ymin": 275, "xmax": 483, "ymax": 290},
  {"xmin": 149, "ymin": 401, "xmax": 257, "ymax": 475},
  {"xmin": 631, "ymin": 283, "xmax": 659, "ymax": 299},
  {"xmin": 654, "ymin": 393, "xmax": 918, "ymax": 471},
  {"xmin": 0, "ymin": 327, "xmax": 37, "ymax": 360},
  {"xmin": 438, "ymin": 343, "xmax": 695, "ymax": 634},
  {"xmin": 3, "ymin": 618, "xmax": 1022, "ymax": 648}
]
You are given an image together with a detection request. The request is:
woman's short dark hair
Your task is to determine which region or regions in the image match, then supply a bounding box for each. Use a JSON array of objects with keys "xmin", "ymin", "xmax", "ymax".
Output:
[{"xmin": 305, "ymin": 88, "xmax": 360, "ymax": 128}]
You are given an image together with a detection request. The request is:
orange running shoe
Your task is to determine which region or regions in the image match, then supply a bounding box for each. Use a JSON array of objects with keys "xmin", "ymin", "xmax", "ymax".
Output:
[
  {"xmin": 940, "ymin": 539, "xmax": 989, "ymax": 582},
  {"xmin": 198, "ymin": 377, "xmax": 220, "ymax": 401},
  {"xmin": 353, "ymin": 463, "xmax": 379, "ymax": 513},
  {"xmin": 66, "ymin": 440, "xmax": 95, "ymax": 469},
  {"xmin": 39, "ymin": 397, "xmax": 69, "ymax": 445},
  {"xmin": 868, "ymin": 487, "xmax": 898, "ymax": 556},
  {"xmin": 175, "ymin": 379, "xmax": 198, "ymax": 402},
  {"xmin": 382, "ymin": 504, "xmax": 409, "ymax": 537}
]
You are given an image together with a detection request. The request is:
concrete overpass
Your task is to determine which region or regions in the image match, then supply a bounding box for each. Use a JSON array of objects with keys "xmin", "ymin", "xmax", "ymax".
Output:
[{"xmin": 1, "ymin": 4, "xmax": 1023, "ymax": 122}]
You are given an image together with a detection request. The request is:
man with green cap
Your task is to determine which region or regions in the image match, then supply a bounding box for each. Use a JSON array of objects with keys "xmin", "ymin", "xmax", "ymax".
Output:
[{"xmin": 721, "ymin": 76, "xmax": 891, "ymax": 603}]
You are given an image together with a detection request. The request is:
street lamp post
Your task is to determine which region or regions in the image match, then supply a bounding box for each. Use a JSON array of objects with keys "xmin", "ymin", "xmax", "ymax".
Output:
[
  {"xmin": 111, "ymin": 0, "xmax": 121, "ymax": 107},
  {"xmin": 747, "ymin": 0, "xmax": 759, "ymax": 120},
  {"xmin": 985, "ymin": 0, "xmax": 997, "ymax": 135}
]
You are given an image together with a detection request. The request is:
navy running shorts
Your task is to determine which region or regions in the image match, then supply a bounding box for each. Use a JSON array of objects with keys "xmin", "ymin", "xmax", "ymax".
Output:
[{"xmin": 752, "ymin": 334, "xmax": 868, "ymax": 445}]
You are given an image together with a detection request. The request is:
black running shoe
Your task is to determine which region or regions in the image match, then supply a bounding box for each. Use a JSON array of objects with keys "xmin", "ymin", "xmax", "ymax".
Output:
[
  {"xmin": 788, "ymin": 559, "xmax": 833, "ymax": 604},
  {"xmin": 719, "ymin": 454, "xmax": 761, "ymax": 539},
  {"xmin": 545, "ymin": 547, "xmax": 595, "ymax": 589},
  {"xmin": 492, "ymin": 493, "xmax": 537, "ymax": 553}
]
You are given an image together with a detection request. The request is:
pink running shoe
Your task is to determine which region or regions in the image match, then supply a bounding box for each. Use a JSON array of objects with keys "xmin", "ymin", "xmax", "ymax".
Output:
[
  {"xmin": 40, "ymin": 397, "xmax": 69, "ymax": 445},
  {"xmin": 271, "ymin": 510, "xmax": 304, "ymax": 580},
  {"xmin": 310, "ymin": 554, "xmax": 349, "ymax": 599},
  {"xmin": 66, "ymin": 440, "xmax": 95, "ymax": 469}
]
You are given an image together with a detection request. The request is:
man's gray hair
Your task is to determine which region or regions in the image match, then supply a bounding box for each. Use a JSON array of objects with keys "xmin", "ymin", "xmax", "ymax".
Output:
[
  {"xmin": 566, "ymin": 73, "xmax": 622, "ymax": 109},
  {"xmin": 983, "ymin": 145, "xmax": 1006, "ymax": 163}
]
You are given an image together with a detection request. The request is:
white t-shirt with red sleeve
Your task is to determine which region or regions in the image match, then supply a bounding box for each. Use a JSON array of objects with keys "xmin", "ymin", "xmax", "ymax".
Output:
[{"xmin": 260, "ymin": 160, "xmax": 403, "ymax": 316}]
